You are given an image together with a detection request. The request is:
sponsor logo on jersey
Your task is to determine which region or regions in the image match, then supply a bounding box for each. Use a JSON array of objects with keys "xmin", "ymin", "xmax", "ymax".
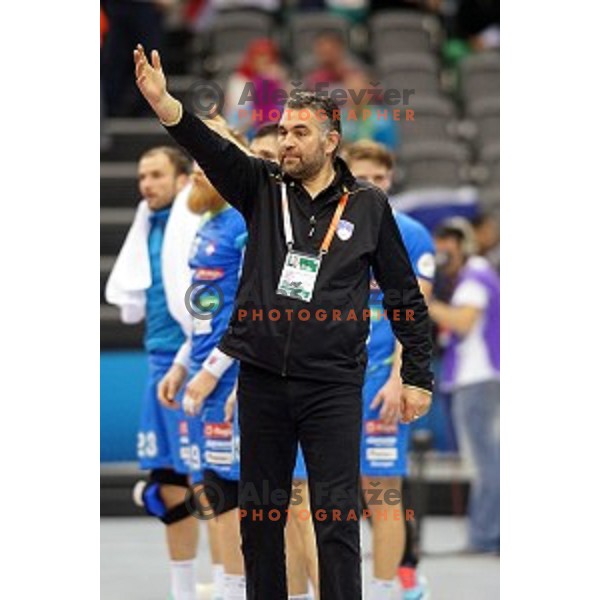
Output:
[
  {"xmin": 205, "ymin": 439, "xmax": 233, "ymax": 451},
  {"xmin": 365, "ymin": 420, "xmax": 398, "ymax": 436},
  {"xmin": 367, "ymin": 447, "xmax": 398, "ymax": 461},
  {"xmin": 366, "ymin": 436, "xmax": 397, "ymax": 447},
  {"xmin": 204, "ymin": 422, "xmax": 232, "ymax": 439},
  {"xmin": 195, "ymin": 267, "xmax": 224, "ymax": 280},
  {"xmin": 205, "ymin": 451, "xmax": 233, "ymax": 465},
  {"xmin": 179, "ymin": 421, "xmax": 189, "ymax": 436}
]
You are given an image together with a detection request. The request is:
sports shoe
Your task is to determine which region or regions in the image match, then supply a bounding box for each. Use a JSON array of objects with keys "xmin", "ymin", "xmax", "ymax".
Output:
[
  {"xmin": 196, "ymin": 582, "xmax": 219, "ymax": 600},
  {"xmin": 398, "ymin": 567, "xmax": 430, "ymax": 600}
]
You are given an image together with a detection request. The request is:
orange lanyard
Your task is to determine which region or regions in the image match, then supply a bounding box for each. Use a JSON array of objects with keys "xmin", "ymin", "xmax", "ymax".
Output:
[{"xmin": 280, "ymin": 183, "xmax": 349, "ymax": 256}]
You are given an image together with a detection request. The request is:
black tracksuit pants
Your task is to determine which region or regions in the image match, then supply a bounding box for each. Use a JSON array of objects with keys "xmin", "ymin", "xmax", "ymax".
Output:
[{"xmin": 237, "ymin": 361, "xmax": 363, "ymax": 600}]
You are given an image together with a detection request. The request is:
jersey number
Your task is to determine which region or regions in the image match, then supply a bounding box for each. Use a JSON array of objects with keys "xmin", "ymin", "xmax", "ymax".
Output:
[{"xmin": 137, "ymin": 431, "xmax": 158, "ymax": 458}]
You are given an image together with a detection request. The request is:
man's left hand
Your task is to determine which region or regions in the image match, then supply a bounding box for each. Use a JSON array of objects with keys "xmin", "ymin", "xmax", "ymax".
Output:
[{"xmin": 400, "ymin": 386, "xmax": 432, "ymax": 424}]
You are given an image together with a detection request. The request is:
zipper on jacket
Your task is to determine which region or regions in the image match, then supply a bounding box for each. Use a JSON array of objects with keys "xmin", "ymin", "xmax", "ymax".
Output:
[{"xmin": 281, "ymin": 318, "xmax": 296, "ymax": 377}]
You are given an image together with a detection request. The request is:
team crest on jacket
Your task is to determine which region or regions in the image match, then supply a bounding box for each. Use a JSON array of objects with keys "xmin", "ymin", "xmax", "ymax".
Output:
[{"xmin": 336, "ymin": 219, "xmax": 355, "ymax": 241}]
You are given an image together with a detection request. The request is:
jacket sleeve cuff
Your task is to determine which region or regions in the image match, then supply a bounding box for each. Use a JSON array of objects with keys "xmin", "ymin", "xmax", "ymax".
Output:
[
  {"xmin": 403, "ymin": 384, "xmax": 433, "ymax": 396},
  {"xmin": 159, "ymin": 100, "xmax": 183, "ymax": 127}
]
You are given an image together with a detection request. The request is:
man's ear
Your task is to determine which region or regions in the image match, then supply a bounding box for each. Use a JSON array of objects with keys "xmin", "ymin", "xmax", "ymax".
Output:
[{"xmin": 325, "ymin": 130, "xmax": 341, "ymax": 158}]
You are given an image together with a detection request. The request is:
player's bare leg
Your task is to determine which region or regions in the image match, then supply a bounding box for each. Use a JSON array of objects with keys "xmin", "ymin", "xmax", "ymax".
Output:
[
  {"xmin": 363, "ymin": 475, "xmax": 405, "ymax": 598},
  {"xmin": 216, "ymin": 509, "xmax": 245, "ymax": 599},
  {"xmin": 207, "ymin": 516, "xmax": 225, "ymax": 599},
  {"xmin": 286, "ymin": 512, "xmax": 310, "ymax": 597},
  {"xmin": 157, "ymin": 483, "xmax": 199, "ymax": 600}
]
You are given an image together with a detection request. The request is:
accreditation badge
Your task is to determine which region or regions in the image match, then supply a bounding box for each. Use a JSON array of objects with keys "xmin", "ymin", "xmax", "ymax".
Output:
[{"xmin": 276, "ymin": 250, "xmax": 322, "ymax": 303}]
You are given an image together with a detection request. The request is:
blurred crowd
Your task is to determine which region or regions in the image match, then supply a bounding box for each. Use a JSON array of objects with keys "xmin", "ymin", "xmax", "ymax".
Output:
[{"xmin": 100, "ymin": 0, "xmax": 499, "ymax": 118}]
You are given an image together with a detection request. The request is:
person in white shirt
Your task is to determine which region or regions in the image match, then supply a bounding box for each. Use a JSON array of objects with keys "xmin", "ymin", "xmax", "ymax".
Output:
[{"xmin": 428, "ymin": 218, "xmax": 500, "ymax": 554}]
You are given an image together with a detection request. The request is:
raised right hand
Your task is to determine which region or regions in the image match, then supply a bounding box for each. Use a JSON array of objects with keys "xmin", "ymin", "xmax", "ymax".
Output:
[{"xmin": 133, "ymin": 44, "xmax": 167, "ymax": 107}]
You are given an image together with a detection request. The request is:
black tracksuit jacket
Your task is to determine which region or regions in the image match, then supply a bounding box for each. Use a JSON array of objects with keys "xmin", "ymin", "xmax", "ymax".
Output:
[{"xmin": 164, "ymin": 110, "xmax": 433, "ymax": 392}]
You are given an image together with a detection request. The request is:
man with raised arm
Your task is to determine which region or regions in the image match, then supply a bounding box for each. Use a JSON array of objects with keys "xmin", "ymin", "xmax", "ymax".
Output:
[{"xmin": 133, "ymin": 44, "xmax": 433, "ymax": 600}]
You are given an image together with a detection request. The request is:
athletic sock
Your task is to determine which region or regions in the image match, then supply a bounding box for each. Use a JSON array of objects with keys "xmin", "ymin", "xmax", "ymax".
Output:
[
  {"xmin": 289, "ymin": 595, "xmax": 312, "ymax": 599},
  {"xmin": 224, "ymin": 574, "xmax": 246, "ymax": 600},
  {"xmin": 170, "ymin": 559, "xmax": 197, "ymax": 600},
  {"xmin": 212, "ymin": 564, "xmax": 225, "ymax": 599},
  {"xmin": 369, "ymin": 578, "xmax": 396, "ymax": 600}
]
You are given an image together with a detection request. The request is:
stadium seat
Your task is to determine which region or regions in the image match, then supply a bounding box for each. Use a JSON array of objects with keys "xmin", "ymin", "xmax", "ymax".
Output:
[
  {"xmin": 379, "ymin": 53, "xmax": 441, "ymax": 97},
  {"xmin": 101, "ymin": 162, "xmax": 141, "ymax": 209},
  {"xmin": 479, "ymin": 185, "xmax": 500, "ymax": 211},
  {"xmin": 102, "ymin": 119, "xmax": 173, "ymax": 162},
  {"xmin": 207, "ymin": 10, "xmax": 274, "ymax": 57},
  {"xmin": 479, "ymin": 141, "xmax": 500, "ymax": 186},
  {"xmin": 100, "ymin": 256, "xmax": 115, "ymax": 304},
  {"xmin": 397, "ymin": 140, "xmax": 471, "ymax": 190},
  {"xmin": 288, "ymin": 12, "xmax": 351, "ymax": 58},
  {"xmin": 466, "ymin": 96, "xmax": 500, "ymax": 147},
  {"xmin": 101, "ymin": 208, "xmax": 137, "ymax": 256},
  {"xmin": 203, "ymin": 51, "xmax": 244, "ymax": 80},
  {"xmin": 399, "ymin": 94, "xmax": 457, "ymax": 144},
  {"xmin": 460, "ymin": 51, "xmax": 500, "ymax": 104},
  {"xmin": 101, "ymin": 304, "xmax": 144, "ymax": 348},
  {"xmin": 370, "ymin": 10, "xmax": 442, "ymax": 60}
]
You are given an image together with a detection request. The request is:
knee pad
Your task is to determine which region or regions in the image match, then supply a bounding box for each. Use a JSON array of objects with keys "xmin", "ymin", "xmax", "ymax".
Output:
[
  {"xmin": 132, "ymin": 469, "xmax": 192, "ymax": 525},
  {"xmin": 202, "ymin": 469, "xmax": 239, "ymax": 517}
]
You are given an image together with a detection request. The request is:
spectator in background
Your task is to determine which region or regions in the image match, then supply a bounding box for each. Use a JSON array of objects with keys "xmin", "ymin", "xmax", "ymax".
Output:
[
  {"xmin": 305, "ymin": 29, "xmax": 365, "ymax": 91},
  {"xmin": 225, "ymin": 38, "xmax": 288, "ymax": 137},
  {"xmin": 471, "ymin": 208, "xmax": 499, "ymax": 271},
  {"xmin": 341, "ymin": 70, "xmax": 397, "ymax": 150},
  {"xmin": 101, "ymin": 0, "xmax": 173, "ymax": 116},
  {"xmin": 429, "ymin": 218, "xmax": 500, "ymax": 555}
]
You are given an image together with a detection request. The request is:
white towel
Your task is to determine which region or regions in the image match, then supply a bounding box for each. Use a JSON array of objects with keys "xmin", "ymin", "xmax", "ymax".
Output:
[{"xmin": 105, "ymin": 184, "xmax": 201, "ymax": 337}]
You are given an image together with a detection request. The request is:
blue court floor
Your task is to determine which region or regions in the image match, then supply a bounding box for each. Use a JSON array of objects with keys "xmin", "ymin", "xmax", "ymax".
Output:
[{"xmin": 101, "ymin": 516, "xmax": 499, "ymax": 599}]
